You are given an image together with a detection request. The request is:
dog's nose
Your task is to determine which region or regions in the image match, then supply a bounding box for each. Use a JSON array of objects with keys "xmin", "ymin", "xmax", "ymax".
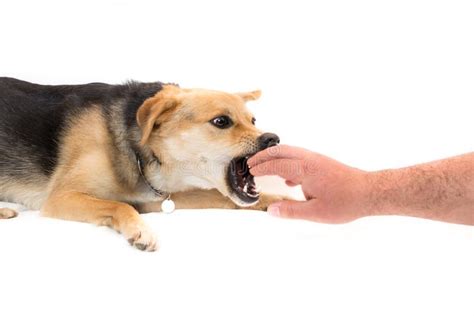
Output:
[{"xmin": 257, "ymin": 133, "xmax": 280, "ymax": 150}]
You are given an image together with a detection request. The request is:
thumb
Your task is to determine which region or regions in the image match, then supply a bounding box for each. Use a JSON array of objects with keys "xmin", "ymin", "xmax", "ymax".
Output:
[{"xmin": 267, "ymin": 199, "xmax": 318, "ymax": 219}]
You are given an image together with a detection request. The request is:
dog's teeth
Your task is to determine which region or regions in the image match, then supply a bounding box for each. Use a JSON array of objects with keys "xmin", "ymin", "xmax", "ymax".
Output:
[{"xmin": 243, "ymin": 183, "xmax": 248, "ymax": 193}]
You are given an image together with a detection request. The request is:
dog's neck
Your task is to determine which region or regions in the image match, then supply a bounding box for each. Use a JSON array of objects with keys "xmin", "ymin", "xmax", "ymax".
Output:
[{"xmin": 134, "ymin": 151, "xmax": 168, "ymax": 198}]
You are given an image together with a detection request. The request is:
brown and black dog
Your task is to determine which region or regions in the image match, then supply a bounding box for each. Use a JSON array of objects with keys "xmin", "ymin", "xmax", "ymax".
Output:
[{"xmin": 0, "ymin": 78, "xmax": 283, "ymax": 251}]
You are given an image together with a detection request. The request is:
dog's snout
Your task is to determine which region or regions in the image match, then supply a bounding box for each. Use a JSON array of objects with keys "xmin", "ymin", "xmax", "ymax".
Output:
[{"xmin": 257, "ymin": 133, "xmax": 280, "ymax": 150}]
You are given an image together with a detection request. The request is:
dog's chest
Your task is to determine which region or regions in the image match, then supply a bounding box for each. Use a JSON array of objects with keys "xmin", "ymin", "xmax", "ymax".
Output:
[{"xmin": 120, "ymin": 188, "xmax": 164, "ymax": 205}]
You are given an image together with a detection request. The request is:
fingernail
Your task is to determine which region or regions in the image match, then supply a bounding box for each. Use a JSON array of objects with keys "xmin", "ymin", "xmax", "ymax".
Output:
[{"xmin": 267, "ymin": 203, "xmax": 281, "ymax": 217}]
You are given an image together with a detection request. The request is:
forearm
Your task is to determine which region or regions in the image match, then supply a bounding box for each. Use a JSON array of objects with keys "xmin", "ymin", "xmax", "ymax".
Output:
[{"xmin": 364, "ymin": 153, "xmax": 474, "ymax": 225}]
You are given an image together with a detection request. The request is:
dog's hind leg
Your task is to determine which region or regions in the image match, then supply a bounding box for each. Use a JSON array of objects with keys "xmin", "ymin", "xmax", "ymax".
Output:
[
  {"xmin": 42, "ymin": 192, "xmax": 157, "ymax": 251},
  {"xmin": 0, "ymin": 208, "xmax": 18, "ymax": 219}
]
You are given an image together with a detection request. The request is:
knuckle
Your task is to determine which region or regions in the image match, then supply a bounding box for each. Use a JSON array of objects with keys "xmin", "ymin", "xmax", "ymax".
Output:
[
  {"xmin": 258, "ymin": 162, "xmax": 274, "ymax": 174},
  {"xmin": 267, "ymin": 145, "xmax": 282, "ymax": 157},
  {"xmin": 282, "ymin": 202, "xmax": 296, "ymax": 218},
  {"xmin": 251, "ymin": 153, "xmax": 266, "ymax": 165},
  {"xmin": 303, "ymin": 159, "xmax": 318, "ymax": 175}
]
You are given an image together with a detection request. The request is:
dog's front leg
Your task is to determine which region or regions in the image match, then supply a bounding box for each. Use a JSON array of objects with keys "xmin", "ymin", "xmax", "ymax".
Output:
[
  {"xmin": 137, "ymin": 189, "xmax": 288, "ymax": 212},
  {"xmin": 42, "ymin": 192, "xmax": 157, "ymax": 251}
]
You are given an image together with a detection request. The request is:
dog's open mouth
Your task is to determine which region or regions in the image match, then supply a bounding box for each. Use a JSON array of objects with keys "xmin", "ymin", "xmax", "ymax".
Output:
[{"xmin": 227, "ymin": 155, "xmax": 259, "ymax": 204}]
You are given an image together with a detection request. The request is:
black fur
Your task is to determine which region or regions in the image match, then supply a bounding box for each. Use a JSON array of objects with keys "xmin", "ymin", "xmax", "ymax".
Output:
[{"xmin": 0, "ymin": 77, "xmax": 164, "ymax": 177}]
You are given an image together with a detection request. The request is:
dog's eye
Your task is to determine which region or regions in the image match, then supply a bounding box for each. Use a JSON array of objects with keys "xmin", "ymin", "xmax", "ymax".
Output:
[
  {"xmin": 251, "ymin": 117, "xmax": 256, "ymax": 125},
  {"xmin": 210, "ymin": 116, "xmax": 233, "ymax": 129}
]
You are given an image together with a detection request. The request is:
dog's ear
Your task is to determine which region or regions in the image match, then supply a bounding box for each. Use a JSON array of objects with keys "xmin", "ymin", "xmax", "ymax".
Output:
[
  {"xmin": 137, "ymin": 86, "xmax": 179, "ymax": 145},
  {"xmin": 236, "ymin": 90, "xmax": 261, "ymax": 102}
]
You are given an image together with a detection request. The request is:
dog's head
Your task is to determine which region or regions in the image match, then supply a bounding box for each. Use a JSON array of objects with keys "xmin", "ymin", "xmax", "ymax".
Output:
[{"xmin": 136, "ymin": 84, "xmax": 279, "ymax": 206}]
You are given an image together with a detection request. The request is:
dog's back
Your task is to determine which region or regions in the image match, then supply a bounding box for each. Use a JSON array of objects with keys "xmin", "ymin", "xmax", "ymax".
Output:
[
  {"xmin": 1, "ymin": 78, "xmax": 72, "ymax": 176},
  {"xmin": 0, "ymin": 78, "xmax": 122, "ymax": 169},
  {"xmin": 0, "ymin": 78, "xmax": 80, "ymax": 206},
  {"xmin": 0, "ymin": 78, "xmax": 164, "ymax": 208}
]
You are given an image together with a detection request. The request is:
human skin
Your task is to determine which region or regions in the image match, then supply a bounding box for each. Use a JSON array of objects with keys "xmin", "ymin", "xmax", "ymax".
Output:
[{"xmin": 248, "ymin": 145, "xmax": 474, "ymax": 225}]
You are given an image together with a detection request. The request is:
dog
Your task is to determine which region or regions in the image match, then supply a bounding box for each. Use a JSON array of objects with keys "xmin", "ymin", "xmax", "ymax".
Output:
[{"xmin": 0, "ymin": 77, "xmax": 283, "ymax": 251}]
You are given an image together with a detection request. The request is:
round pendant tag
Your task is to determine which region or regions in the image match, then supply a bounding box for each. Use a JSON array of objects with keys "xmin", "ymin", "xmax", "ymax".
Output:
[{"xmin": 161, "ymin": 198, "xmax": 175, "ymax": 214}]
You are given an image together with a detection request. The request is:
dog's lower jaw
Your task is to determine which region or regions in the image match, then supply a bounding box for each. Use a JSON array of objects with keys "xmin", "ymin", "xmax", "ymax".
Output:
[{"xmin": 225, "ymin": 192, "xmax": 260, "ymax": 208}]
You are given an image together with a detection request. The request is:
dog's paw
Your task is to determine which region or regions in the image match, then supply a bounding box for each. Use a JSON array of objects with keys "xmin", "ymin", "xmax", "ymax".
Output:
[
  {"xmin": 250, "ymin": 194, "xmax": 293, "ymax": 211},
  {"xmin": 0, "ymin": 208, "xmax": 18, "ymax": 219},
  {"xmin": 125, "ymin": 223, "xmax": 158, "ymax": 252}
]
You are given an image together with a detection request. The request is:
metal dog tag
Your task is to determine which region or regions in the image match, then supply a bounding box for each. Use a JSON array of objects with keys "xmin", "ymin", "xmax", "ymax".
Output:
[{"xmin": 161, "ymin": 196, "xmax": 175, "ymax": 214}]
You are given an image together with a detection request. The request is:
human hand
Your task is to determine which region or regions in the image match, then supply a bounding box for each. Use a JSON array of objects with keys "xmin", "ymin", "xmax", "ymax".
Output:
[{"xmin": 248, "ymin": 145, "xmax": 370, "ymax": 223}]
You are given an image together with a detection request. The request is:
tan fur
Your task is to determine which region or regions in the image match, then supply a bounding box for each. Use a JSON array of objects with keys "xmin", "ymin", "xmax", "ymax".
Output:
[
  {"xmin": 47, "ymin": 107, "xmax": 156, "ymax": 204},
  {"xmin": 42, "ymin": 192, "xmax": 157, "ymax": 251},
  {"xmin": 236, "ymin": 90, "xmax": 262, "ymax": 101},
  {"xmin": 0, "ymin": 179, "xmax": 48, "ymax": 210},
  {"xmin": 137, "ymin": 85, "xmax": 181, "ymax": 145},
  {"xmin": 138, "ymin": 190, "xmax": 285, "ymax": 213},
  {"xmin": 0, "ymin": 208, "xmax": 18, "ymax": 219},
  {"xmin": 47, "ymin": 108, "xmax": 118, "ymax": 198},
  {"xmin": 140, "ymin": 87, "xmax": 265, "ymax": 203},
  {"xmin": 11, "ymin": 85, "xmax": 286, "ymax": 251}
]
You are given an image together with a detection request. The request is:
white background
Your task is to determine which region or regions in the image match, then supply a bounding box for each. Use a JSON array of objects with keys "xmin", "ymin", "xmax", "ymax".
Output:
[{"xmin": 0, "ymin": 0, "xmax": 473, "ymax": 315}]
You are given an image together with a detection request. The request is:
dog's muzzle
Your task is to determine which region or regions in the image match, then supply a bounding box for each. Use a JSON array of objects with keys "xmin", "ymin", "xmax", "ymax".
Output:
[
  {"xmin": 257, "ymin": 133, "xmax": 280, "ymax": 150},
  {"xmin": 227, "ymin": 133, "xmax": 280, "ymax": 205}
]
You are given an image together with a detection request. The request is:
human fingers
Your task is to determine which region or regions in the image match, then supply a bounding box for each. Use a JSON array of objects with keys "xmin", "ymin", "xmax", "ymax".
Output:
[
  {"xmin": 285, "ymin": 180, "xmax": 299, "ymax": 187},
  {"xmin": 249, "ymin": 158, "xmax": 305, "ymax": 184},
  {"xmin": 268, "ymin": 200, "xmax": 363, "ymax": 224},
  {"xmin": 267, "ymin": 199, "xmax": 319, "ymax": 220},
  {"xmin": 247, "ymin": 145, "xmax": 312, "ymax": 168}
]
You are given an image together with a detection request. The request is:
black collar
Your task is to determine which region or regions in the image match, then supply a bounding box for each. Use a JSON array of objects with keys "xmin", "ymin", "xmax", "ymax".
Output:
[{"xmin": 135, "ymin": 152, "xmax": 166, "ymax": 197}]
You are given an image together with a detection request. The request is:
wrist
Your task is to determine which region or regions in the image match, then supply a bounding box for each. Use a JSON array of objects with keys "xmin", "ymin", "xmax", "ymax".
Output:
[{"xmin": 359, "ymin": 169, "xmax": 396, "ymax": 217}]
